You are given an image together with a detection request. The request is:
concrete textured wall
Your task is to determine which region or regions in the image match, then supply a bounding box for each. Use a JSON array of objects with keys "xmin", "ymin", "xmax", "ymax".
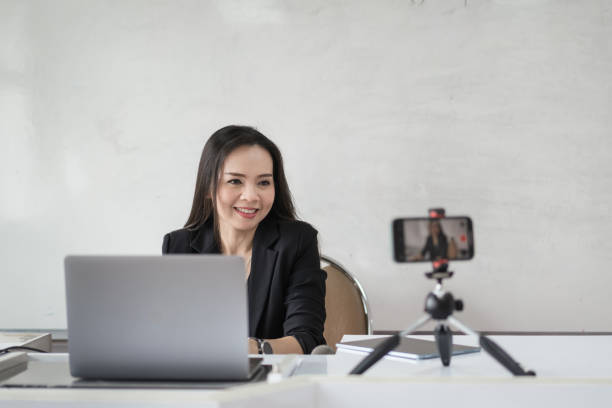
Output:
[{"xmin": 1, "ymin": 0, "xmax": 611, "ymax": 330}]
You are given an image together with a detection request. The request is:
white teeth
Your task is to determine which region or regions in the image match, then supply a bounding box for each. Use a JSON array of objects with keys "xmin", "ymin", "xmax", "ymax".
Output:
[{"xmin": 236, "ymin": 208, "xmax": 257, "ymax": 214}]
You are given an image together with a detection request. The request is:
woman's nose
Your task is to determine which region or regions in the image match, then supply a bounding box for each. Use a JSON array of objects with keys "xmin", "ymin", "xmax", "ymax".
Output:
[{"xmin": 240, "ymin": 183, "xmax": 258, "ymax": 201}]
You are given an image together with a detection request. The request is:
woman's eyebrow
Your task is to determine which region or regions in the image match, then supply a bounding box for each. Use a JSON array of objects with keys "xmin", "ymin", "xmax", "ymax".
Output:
[{"xmin": 224, "ymin": 172, "xmax": 273, "ymax": 178}]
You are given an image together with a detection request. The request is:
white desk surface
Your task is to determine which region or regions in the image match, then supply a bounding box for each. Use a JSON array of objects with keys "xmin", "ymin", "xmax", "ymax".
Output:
[
  {"xmin": 1, "ymin": 335, "xmax": 611, "ymax": 407},
  {"xmin": 331, "ymin": 334, "xmax": 612, "ymax": 379}
]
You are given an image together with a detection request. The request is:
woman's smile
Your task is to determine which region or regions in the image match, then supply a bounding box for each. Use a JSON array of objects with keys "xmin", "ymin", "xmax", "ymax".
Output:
[{"xmin": 234, "ymin": 207, "xmax": 259, "ymax": 219}]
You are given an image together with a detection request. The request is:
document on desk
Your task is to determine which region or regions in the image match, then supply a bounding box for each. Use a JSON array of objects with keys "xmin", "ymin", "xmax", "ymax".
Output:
[
  {"xmin": 0, "ymin": 332, "xmax": 51, "ymax": 353},
  {"xmin": 336, "ymin": 336, "xmax": 480, "ymax": 360},
  {"xmin": 0, "ymin": 352, "xmax": 27, "ymax": 374}
]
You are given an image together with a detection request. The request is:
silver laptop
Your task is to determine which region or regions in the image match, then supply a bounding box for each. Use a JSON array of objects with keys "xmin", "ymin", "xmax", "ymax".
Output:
[{"xmin": 65, "ymin": 255, "xmax": 257, "ymax": 381}]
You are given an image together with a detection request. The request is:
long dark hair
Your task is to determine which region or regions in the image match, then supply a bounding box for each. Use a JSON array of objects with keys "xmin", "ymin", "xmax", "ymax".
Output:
[
  {"xmin": 184, "ymin": 125, "xmax": 296, "ymax": 229},
  {"xmin": 429, "ymin": 220, "xmax": 448, "ymax": 246}
]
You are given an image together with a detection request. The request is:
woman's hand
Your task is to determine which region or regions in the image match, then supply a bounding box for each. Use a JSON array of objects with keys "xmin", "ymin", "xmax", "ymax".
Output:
[
  {"xmin": 247, "ymin": 336, "xmax": 303, "ymax": 354},
  {"xmin": 266, "ymin": 336, "xmax": 302, "ymax": 354},
  {"xmin": 248, "ymin": 338, "xmax": 259, "ymax": 354}
]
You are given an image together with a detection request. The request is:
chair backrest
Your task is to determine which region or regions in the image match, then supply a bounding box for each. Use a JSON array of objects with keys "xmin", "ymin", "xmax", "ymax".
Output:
[{"xmin": 321, "ymin": 255, "xmax": 372, "ymax": 351}]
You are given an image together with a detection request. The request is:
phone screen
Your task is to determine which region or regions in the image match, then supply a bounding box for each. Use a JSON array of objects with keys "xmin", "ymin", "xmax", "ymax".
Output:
[{"xmin": 393, "ymin": 217, "xmax": 474, "ymax": 263}]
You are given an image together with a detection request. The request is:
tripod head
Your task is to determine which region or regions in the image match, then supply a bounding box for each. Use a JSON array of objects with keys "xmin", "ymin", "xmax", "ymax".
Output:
[{"xmin": 423, "ymin": 259, "xmax": 463, "ymax": 319}]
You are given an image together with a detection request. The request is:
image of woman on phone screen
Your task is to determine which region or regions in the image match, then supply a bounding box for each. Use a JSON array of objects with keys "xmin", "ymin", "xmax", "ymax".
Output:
[
  {"xmin": 409, "ymin": 220, "xmax": 457, "ymax": 261},
  {"xmin": 162, "ymin": 125, "xmax": 326, "ymax": 354}
]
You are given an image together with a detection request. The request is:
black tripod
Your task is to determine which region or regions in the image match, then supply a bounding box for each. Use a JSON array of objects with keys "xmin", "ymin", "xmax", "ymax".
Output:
[{"xmin": 350, "ymin": 261, "xmax": 536, "ymax": 376}]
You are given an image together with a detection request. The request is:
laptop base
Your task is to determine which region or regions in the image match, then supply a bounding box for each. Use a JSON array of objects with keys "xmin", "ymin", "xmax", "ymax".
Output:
[{"xmin": 1, "ymin": 358, "xmax": 270, "ymax": 390}]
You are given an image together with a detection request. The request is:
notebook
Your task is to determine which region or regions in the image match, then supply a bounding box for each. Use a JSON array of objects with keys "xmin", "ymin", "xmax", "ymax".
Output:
[{"xmin": 336, "ymin": 336, "xmax": 480, "ymax": 360}]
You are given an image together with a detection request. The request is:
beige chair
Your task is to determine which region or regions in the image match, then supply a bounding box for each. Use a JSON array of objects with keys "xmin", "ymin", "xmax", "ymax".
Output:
[{"xmin": 321, "ymin": 255, "xmax": 372, "ymax": 351}]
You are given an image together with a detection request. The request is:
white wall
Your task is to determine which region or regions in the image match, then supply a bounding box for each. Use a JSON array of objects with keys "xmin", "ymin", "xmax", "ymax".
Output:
[{"xmin": 1, "ymin": 0, "xmax": 611, "ymax": 331}]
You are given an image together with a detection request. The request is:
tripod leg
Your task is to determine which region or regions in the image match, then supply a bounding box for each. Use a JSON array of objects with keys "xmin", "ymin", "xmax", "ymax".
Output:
[
  {"xmin": 448, "ymin": 316, "xmax": 535, "ymax": 376},
  {"xmin": 350, "ymin": 314, "xmax": 431, "ymax": 375},
  {"xmin": 434, "ymin": 324, "xmax": 453, "ymax": 366}
]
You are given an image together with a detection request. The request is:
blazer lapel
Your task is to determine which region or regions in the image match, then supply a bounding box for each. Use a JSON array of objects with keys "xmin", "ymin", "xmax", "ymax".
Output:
[{"xmin": 248, "ymin": 217, "xmax": 279, "ymax": 336}]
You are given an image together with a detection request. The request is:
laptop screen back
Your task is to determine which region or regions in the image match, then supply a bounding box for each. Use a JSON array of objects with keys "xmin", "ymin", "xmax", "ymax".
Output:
[{"xmin": 65, "ymin": 255, "xmax": 249, "ymax": 381}]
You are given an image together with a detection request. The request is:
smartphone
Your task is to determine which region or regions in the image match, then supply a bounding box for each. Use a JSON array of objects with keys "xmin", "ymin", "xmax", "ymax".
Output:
[{"xmin": 393, "ymin": 217, "xmax": 474, "ymax": 263}]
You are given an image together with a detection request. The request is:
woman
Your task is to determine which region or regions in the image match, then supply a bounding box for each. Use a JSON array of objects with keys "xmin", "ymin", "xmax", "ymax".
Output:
[
  {"xmin": 162, "ymin": 125, "xmax": 326, "ymax": 355},
  {"xmin": 410, "ymin": 220, "xmax": 457, "ymax": 261}
]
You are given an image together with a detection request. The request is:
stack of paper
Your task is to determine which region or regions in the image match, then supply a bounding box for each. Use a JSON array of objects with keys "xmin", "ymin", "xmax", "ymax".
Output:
[
  {"xmin": 0, "ymin": 332, "xmax": 52, "ymax": 353},
  {"xmin": 0, "ymin": 332, "xmax": 51, "ymax": 379},
  {"xmin": 0, "ymin": 352, "xmax": 27, "ymax": 379}
]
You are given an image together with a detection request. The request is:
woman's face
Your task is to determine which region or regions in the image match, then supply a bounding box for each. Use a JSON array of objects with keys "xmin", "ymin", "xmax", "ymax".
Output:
[
  {"xmin": 215, "ymin": 145, "xmax": 275, "ymax": 234},
  {"xmin": 430, "ymin": 221, "xmax": 441, "ymax": 236}
]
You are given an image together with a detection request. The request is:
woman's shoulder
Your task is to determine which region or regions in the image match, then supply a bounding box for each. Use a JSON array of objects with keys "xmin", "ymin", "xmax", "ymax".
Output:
[
  {"xmin": 269, "ymin": 219, "xmax": 319, "ymax": 251},
  {"xmin": 164, "ymin": 227, "xmax": 193, "ymax": 241},
  {"xmin": 275, "ymin": 219, "xmax": 318, "ymax": 237},
  {"xmin": 162, "ymin": 227, "xmax": 201, "ymax": 253}
]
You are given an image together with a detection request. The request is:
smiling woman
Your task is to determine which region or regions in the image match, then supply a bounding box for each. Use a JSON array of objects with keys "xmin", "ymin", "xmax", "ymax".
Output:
[
  {"xmin": 162, "ymin": 125, "xmax": 327, "ymax": 355},
  {"xmin": 215, "ymin": 145, "xmax": 276, "ymax": 261}
]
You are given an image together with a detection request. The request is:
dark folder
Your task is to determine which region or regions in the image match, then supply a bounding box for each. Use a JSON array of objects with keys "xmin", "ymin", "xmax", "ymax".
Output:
[{"xmin": 336, "ymin": 336, "xmax": 480, "ymax": 360}]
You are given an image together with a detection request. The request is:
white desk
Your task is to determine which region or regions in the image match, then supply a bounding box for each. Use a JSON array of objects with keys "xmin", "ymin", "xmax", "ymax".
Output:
[
  {"xmin": 1, "ymin": 335, "xmax": 611, "ymax": 407},
  {"xmin": 330, "ymin": 334, "xmax": 612, "ymax": 379}
]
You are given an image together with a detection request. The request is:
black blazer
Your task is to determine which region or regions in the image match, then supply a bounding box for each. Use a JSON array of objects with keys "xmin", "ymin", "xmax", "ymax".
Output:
[{"xmin": 162, "ymin": 216, "xmax": 327, "ymax": 354}]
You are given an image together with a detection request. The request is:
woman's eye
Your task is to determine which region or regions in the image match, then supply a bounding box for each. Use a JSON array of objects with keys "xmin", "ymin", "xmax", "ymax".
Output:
[
  {"xmin": 259, "ymin": 180, "xmax": 271, "ymax": 186},
  {"xmin": 228, "ymin": 179, "xmax": 242, "ymax": 185}
]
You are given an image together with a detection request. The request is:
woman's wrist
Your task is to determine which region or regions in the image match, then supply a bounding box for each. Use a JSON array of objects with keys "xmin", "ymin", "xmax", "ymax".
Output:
[
  {"xmin": 248, "ymin": 337, "xmax": 260, "ymax": 354},
  {"xmin": 249, "ymin": 337, "xmax": 274, "ymax": 354}
]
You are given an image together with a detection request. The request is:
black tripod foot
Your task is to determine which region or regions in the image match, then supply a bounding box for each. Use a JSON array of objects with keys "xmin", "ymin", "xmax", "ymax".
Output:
[{"xmin": 435, "ymin": 325, "xmax": 453, "ymax": 366}]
